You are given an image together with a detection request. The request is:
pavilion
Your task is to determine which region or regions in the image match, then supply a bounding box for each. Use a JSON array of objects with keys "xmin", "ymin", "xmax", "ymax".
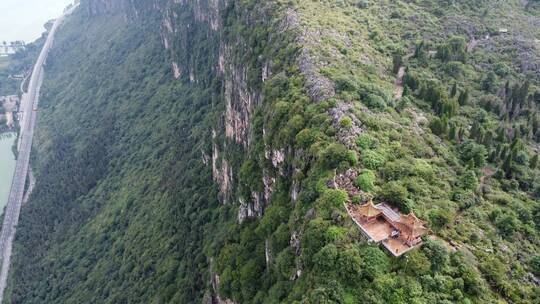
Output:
[{"xmin": 345, "ymin": 200, "xmax": 428, "ymax": 256}]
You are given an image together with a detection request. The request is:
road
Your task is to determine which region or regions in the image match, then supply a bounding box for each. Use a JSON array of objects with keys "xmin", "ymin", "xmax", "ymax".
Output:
[{"xmin": 0, "ymin": 5, "xmax": 77, "ymax": 301}]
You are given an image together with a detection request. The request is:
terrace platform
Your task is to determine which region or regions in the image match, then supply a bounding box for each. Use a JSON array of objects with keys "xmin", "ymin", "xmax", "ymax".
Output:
[
  {"xmin": 383, "ymin": 238, "xmax": 418, "ymax": 257},
  {"xmin": 359, "ymin": 217, "xmax": 394, "ymax": 242},
  {"xmin": 345, "ymin": 201, "xmax": 427, "ymax": 257}
]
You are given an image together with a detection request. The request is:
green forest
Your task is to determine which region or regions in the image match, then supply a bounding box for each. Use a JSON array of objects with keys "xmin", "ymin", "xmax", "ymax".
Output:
[{"xmin": 4, "ymin": 0, "xmax": 540, "ymax": 303}]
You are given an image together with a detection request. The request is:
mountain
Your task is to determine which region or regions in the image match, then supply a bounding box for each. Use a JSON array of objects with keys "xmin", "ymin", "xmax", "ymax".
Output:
[{"xmin": 4, "ymin": 0, "xmax": 540, "ymax": 303}]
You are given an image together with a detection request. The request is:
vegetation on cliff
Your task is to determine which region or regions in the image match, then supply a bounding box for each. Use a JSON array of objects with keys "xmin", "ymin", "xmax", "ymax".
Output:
[{"xmin": 5, "ymin": 0, "xmax": 540, "ymax": 303}]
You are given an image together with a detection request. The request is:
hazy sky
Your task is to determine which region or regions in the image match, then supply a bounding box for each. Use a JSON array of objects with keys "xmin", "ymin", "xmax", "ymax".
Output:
[{"xmin": 0, "ymin": 0, "xmax": 73, "ymax": 43}]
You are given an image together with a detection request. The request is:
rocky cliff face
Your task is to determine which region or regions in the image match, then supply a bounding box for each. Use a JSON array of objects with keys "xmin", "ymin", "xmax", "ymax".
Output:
[
  {"xmin": 83, "ymin": 0, "xmax": 129, "ymax": 15},
  {"xmin": 76, "ymin": 0, "xmax": 329, "ymax": 300},
  {"xmin": 156, "ymin": 0, "xmax": 291, "ymax": 222},
  {"xmin": 84, "ymin": 0, "xmax": 297, "ymax": 221}
]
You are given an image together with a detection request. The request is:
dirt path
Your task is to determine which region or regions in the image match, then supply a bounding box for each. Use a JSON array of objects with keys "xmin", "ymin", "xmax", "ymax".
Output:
[
  {"xmin": 477, "ymin": 166, "xmax": 495, "ymax": 192},
  {"xmin": 393, "ymin": 66, "xmax": 406, "ymax": 100},
  {"xmin": 393, "ymin": 53, "xmax": 414, "ymax": 101},
  {"xmin": 467, "ymin": 34, "xmax": 490, "ymax": 53}
]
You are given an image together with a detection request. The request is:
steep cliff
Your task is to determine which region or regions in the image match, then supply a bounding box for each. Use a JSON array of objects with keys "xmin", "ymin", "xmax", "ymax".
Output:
[{"xmin": 5, "ymin": 0, "xmax": 540, "ymax": 303}]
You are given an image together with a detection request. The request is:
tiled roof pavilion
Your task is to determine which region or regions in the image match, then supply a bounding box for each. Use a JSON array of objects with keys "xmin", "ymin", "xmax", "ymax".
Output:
[
  {"xmin": 356, "ymin": 200, "xmax": 382, "ymax": 218},
  {"xmin": 396, "ymin": 213, "xmax": 429, "ymax": 240},
  {"xmin": 346, "ymin": 200, "xmax": 429, "ymax": 256}
]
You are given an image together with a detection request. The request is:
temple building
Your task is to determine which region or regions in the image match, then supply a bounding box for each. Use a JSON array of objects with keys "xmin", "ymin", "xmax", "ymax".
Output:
[{"xmin": 346, "ymin": 200, "xmax": 428, "ymax": 257}]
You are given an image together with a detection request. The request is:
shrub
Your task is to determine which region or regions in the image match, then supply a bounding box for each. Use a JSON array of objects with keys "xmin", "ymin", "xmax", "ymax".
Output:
[
  {"xmin": 335, "ymin": 75, "xmax": 357, "ymax": 92},
  {"xmin": 354, "ymin": 170, "xmax": 376, "ymax": 192},
  {"xmin": 357, "ymin": 0, "xmax": 369, "ymax": 9},
  {"xmin": 429, "ymin": 209, "xmax": 453, "ymax": 229},
  {"xmin": 364, "ymin": 94, "xmax": 386, "ymax": 110},
  {"xmin": 480, "ymin": 256, "xmax": 507, "ymax": 289},
  {"xmin": 361, "ymin": 149, "xmax": 385, "ymax": 170},
  {"xmin": 316, "ymin": 189, "xmax": 348, "ymax": 218},
  {"xmin": 340, "ymin": 117, "xmax": 353, "ymax": 129},
  {"xmin": 351, "ymin": 195, "xmax": 362, "ymax": 204},
  {"xmin": 495, "ymin": 214, "xmax": 519, "ymax": 238},
  {"xmin": 356, "ymin": 134, "xmax": 377, "ymax": 149},
  {"xmin": 296, "ymin": 128, "xmax": 316, "ymax": 149},
  {"xmin": 320, "ymin": 143, "xmax": 355, "ymax": 169}
]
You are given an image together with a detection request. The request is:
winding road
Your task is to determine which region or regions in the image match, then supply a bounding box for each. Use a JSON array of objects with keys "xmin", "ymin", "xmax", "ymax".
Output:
[{"xmin": 0, "ymin": 5, "xmax": 76, "ymax": 301}]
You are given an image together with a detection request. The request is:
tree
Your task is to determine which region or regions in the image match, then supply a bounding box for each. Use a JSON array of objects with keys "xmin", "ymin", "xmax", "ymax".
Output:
[
  {"xmin": 437, "ymin": 36, "xmax": 467, "ymax": 63},
  {"xmin": 458, "ymin": 88, "xmax": 469, "ymax": 105},
  {"xmin": 502, "ymin": 152, "xmax": 514, "ymax": 178},
  {"xmin": 450, "ymin": 83, "xmax": 458, "ymax": 98},
  {"xmin": 459, "ymin": 140, "xmax": 487, "ymax": 167},
  {"xmin": 354, "ymin": 170, "xmax": 376, "ymax": 192},
  {"xmin": 529, "ymin": 154, "xmax": 538, "ymax": 169},
  {"xmin": 496, "ymin": 214, "xmax": 518, "ymax": 237},
  {"xmin": 530, "ymin": 255, "xmax": 540, "ymax": 276},
  {"xmin": 403, "ymin": 250, "xmax": 431, "ymax": 276},
  {"xmin": 460, "ymin": 170, "xmax": 478, "ymax": 190},
  {"xmin": 360, "ymin": 246, "xmax": 390, "ymax": 281},
  {"xmin": 429, "ymin": 209, "xmax": 453, "ymax": 229},
  {"xmin": 320, "ymin": 143, "xmax": 356, "ymax": 169},
  {"xmin": 429, "ymin": 116, "xmax": 448, "ymax": 136},
  {"xmin": 380, "ymin": 181, "xmax": 409, "ymax": 211},
  {"xmin": 459, "ymin": 264, "xmax": 484, "ymax": 296},
  {"xmin": 314, "ymin": 244, "xmax": 339, "ymax": 272},
  {"xmin": 482, "ymin": 72, "xmax": 497, "ymax": 93},
  {"xmin": 414, "ymin": 40, "xmax": 426, "ymax": 60},
  {"xmin": 423, "ymin": 240, "xmax": 449, "ymax": 272},
  {"xmin": 336, "ymin": 247, "xmax": 362, "ymax": 281},
  {"xmin": 316, "ymin": 189, "xmax": 348, "ymax": 219},
  {"xmin": 480, "ymin": 256, "xmax": 507, "ymax": 289},
  {"xmin": 304, "ymin": 281, "xmax": 345, "ymax": 303}
]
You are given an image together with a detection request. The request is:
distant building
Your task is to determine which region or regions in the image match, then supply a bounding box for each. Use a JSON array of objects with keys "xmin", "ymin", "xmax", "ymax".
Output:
[{"xmin": 0, "ymin": 41, "xmax": 25, "ymax": 57}]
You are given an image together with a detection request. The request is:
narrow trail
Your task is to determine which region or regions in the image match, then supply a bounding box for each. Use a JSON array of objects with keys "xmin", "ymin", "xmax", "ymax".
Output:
[
  {"xmin": 393, "ymin": 53, "xmax": 413, "ymax": 101},
  {"xmin": 393, "ymin": 66, "xmax": 406, "ymax": 100}
]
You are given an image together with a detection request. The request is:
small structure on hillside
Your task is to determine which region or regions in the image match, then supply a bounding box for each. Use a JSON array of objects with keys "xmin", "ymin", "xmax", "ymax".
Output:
[{"xmin": 346, "ymin": 200, "xmax": 428, "ymax": 257}]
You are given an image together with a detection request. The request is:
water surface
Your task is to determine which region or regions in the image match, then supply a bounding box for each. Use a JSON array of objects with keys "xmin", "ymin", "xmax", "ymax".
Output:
[{"xmin": 0, "ymin": 133, "xmax": 16, "ymax": 215}]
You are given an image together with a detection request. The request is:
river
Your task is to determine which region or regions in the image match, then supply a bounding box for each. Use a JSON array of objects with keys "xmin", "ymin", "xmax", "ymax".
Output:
[{"xmin": 0, "ymin": 133, "xmax": 16, "ymax": 215}]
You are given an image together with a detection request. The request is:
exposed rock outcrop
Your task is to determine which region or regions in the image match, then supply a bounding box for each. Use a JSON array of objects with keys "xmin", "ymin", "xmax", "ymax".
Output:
[
  {"xmin": 329, "ymin": 103, "xmax": 364, "ymax": 148},
  {"xmin": 212, "ymin": 131, "xmax": 233, "ymax": 203},
  {"xmin": 282, "ymin": 8, "xmax": 335, "ymax": 103}
]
